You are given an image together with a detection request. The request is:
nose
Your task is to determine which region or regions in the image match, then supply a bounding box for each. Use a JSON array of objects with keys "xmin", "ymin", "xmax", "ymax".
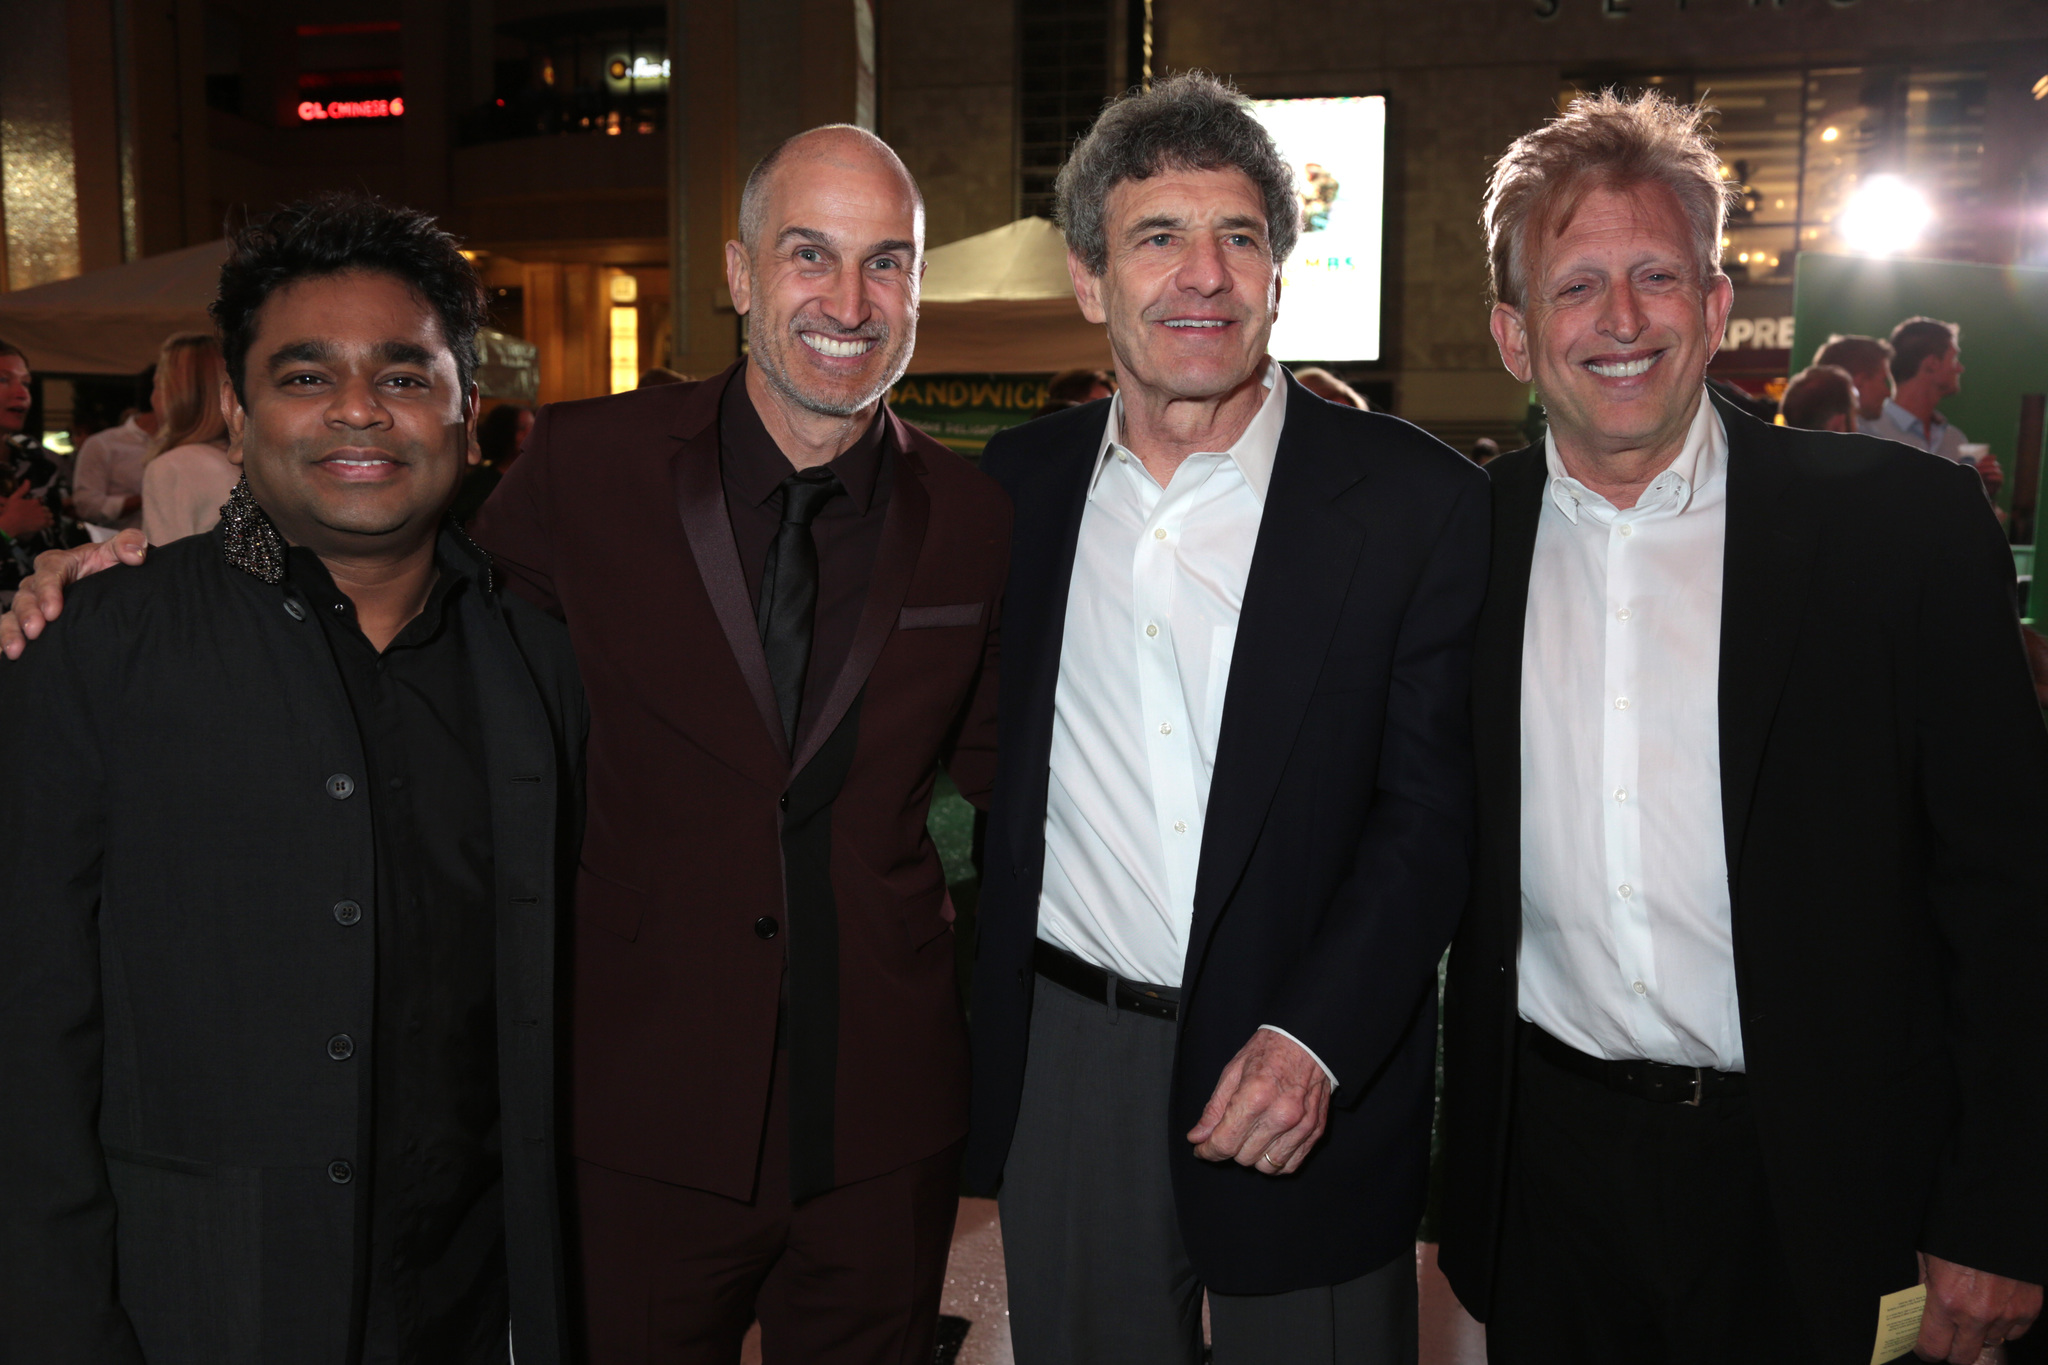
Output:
[
  {"xmin": 819, "ymin": 258, "xmax": 870, "ymax": 330},
  {"xmin": 324, "ymin": 373, "xmax": 389, "ymax": 429},
  {"xmin": 1175, "ymin": 234, "xmax": 1231, "ymax": 297},
  {"xmin": 1600, "ymin": 278, "xmax": 1647, "ymax": 344}
]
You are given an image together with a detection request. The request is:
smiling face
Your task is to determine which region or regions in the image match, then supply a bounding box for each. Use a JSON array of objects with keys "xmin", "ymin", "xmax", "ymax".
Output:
[
  {"xmin": 227, "ymin": 270, "xmax": 476, "ymax": 557},
  {"xmin": 1491, "ymin": 181, "xmax": 1731, "ymax": 462},
  {"xmin": 0, "ymin": 354, "xmax": 29, "ymax": 435},
  {"xmin": 727, "ymin": 134, "xmax": 923, "ymax": 419},
  {"xmin": 1073, "ymin": 166, "xmax": 1280, "ymax": 404}
]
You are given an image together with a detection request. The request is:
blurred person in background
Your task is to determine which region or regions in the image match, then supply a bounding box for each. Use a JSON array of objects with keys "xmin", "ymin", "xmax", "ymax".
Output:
[
  {"xmin": 637, "ymin": 365, "xmax": 688, "ymax": 387},
  {"xmin": 1866, "ymin": 316, "xmax": 2002, "ymax": 499},
  {"xmin": 1, "ymin": 339, "xmax": 84, "ymax": 606},
  {"xmin": 452, "ymin": 403, "xmax": 534, "ymax": 524},
  {"xmin": 1293, "ymin": 365, "xmax": 1369, "ymax": 409},
  {"xmin": 1045, "ymin": 366, "xmax": 1115, "ymax": 404},
  {"xmin": 1471, "ymin": 437, "xmax": 1502, "ymax": 465},
  {"xmin": 138, "ymin": 333, "xmax": 236, "ymax": 544},
  {"xmin": 1813, "ymin": 334, "xmax": 1893, "ymax": 426},
  {"xmin": 73, "ymin": 364, "xmax": 162, "ymax": 532},
  {"xmin": 1778, "ymin": 363, "xmax": 1858, "ymax": 433}
]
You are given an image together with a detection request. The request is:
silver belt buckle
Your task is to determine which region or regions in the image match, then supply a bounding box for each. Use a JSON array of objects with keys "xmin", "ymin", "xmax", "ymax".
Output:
[{"xmin": 1684, "ymin": 1067, "xmax": 1704, "ymax": 1107}]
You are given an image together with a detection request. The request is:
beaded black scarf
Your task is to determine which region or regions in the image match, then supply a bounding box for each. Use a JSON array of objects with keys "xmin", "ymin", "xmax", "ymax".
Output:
[{"xmin": 217, "ymin": 475, "xmax": 286, "ymax": 585}]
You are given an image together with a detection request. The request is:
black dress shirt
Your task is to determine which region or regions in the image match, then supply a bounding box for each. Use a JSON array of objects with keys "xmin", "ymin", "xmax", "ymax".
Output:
[
  {"xmin": 719, "ymin": 365, "xmax": 894, "ymax": 737},
  {"xmin": 291, "ymin": 548, "xmax": 506, "ymax": 1365}
]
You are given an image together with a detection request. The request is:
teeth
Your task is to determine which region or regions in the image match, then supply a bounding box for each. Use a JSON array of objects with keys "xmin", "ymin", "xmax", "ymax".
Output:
[
  {"xmin": 1164, "ymin": 320, "xmax": 1227, "ymax": 328},
  {"xmin": 1587, "ymin": 355, "xmax": 1657, "ymax": 378},
  {"xmin": 330, "ymin": 459, "xmax": 391, "ymax": 467},
  {"xmin": 803, "ymin": 333, "xmax": 874, "ymax": 358}
]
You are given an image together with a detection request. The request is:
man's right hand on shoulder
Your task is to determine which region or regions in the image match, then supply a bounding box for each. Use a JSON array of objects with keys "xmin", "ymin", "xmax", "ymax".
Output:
[{"xmin": 0, "ymin": 529, "xmax": 148, "ymax": 659}]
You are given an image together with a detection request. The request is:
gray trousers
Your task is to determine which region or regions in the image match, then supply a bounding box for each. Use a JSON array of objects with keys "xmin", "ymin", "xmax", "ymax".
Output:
[{"xmin": 999, "ymin": 974, "xmax": 1418, "ymax": 1365}]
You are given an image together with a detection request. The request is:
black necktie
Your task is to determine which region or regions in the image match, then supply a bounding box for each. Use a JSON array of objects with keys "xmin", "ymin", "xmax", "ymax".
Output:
[{"xmin": 755, "ymin": 468, "xmax": 844, "ymax": 748}]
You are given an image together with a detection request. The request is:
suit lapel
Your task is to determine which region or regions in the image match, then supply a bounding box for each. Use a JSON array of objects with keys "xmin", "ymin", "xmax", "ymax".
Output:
[
  {"xmin": 1475, "ymin": 445, "xmax": 1547, "ymax": 938},
  {"xmin": 670, "ymin": 367, "xmax": 790, "ymax": 766},
  {"xmin": 789, "ymin": 413, "xmax": 930, "ymax": 776},
  {"xmin": 1189, "ymin": 389, "xmax": 1373, "ymax": 959},
  {"xmin": 1001, "ymin": 408, "xmax": 1107, "ymax": 875},
  {"xmin": 1715, "ymin": 395, "xmax": 1818, "ymax": 880}
]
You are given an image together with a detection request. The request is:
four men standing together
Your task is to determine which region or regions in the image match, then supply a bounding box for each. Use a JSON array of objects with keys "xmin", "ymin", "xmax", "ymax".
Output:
[{"xmin": 3, "ymin": 75, "xmax": 2043, "ymax": 1365}]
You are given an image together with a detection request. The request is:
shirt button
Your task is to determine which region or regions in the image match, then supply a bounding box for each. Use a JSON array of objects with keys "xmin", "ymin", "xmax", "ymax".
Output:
[
  {"xmin": 1145, "ymin": 623, "xmax": 1159, "ymax": 638},
  {"xmin": 1153, "ymin": 527, "xmax": 1167, "ymax": 540},
  {"xmin": 1619, "ymin": 883, "xmax": 1634, "ymax": 899},
  {"xmin": 1117, "ymin": 451, "xmax": 1129, "ymax": 463},
  {"xmin": 328, "ymin": 1160, "xmax": 354, "ymax": 1185},
  {"xmin": 1614, "ymin": 697, "xmax": 1629, "ymax": 710},
  {"xmin": 1616, "ymin": 607, "xmax": 1632, "ymax": 621},
  {"xmin": 1618, "ymin": 524, "xmax": 1634, "ymax": 537},
  {"xmin": 1633, "ymin": 980, "xmax": 1647, "ymax": 995},
  {"xmin": 1159, "ymin": 722, "xmax": 1172, "ymax": 735},
  {"xmin": 326, "ymin": 1033, "xmax": 354, "ymax": 1061},
  {"xmin": 753, "ymin": 916, "xmax": 779, "ymax": 940},
  {"xmin": 1173, "ymin": 820, "xmax": 1188, "ymax": 834},
  {"xmin": 388, "ymin": 776, "xmax": 406, "ymax": 791},
  {"xmin": 325, "ymin": 773, "xmax": 355, "ymax": 800},
  {"xmin": 332, "ymin": 899, "xmax": 362, "ymax": 926},
  {"xmin": 282, "ymin": 597, "xmax": 307, "ymax": 622},
  {"xmin": 1614, "ymin": 788, "xmax": 1628, "ymax": 802}
]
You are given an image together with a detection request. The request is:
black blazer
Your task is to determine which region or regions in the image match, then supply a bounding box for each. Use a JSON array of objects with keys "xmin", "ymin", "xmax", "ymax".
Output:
[
  {"xmin": 1439, "ymin": 394, "xmax": 2048, "ymax": 1353},
  {"xmin": 0, "ymin": 524, "xmax": 586, "ymax": 1365},
  {"xmin": 965, "ymin": 374, "xmax": 1491, "ymax": 1294}
]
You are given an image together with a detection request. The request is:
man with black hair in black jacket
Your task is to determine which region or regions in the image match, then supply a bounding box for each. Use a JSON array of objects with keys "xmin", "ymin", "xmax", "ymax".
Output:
[{"xmin": 0, "ymin": 195, "xmax": 584, "ymax": 1365}]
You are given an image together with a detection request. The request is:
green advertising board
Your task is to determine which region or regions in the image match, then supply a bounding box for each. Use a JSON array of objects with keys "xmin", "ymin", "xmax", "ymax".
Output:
[{"xmin": 887, "ymin": 374, "xmax": 1052, "ymax": 456}]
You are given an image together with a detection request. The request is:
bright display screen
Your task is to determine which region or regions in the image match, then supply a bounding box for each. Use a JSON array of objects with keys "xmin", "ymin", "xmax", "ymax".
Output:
[{"xmin": 1250, "ymin": 96, "xmax": 1386, "ymax": 363}]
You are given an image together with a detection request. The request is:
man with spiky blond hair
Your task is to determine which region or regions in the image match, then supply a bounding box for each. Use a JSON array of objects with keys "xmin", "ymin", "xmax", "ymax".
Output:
[{"xmin": 1440, "ymin": 90, "xmax": 2047, "ymax": 1364}]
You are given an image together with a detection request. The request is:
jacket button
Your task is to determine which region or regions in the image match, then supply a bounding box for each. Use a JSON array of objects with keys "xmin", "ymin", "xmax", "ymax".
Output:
[
  {"xmin": 283, "ymin": 597, "xmax": 307, "ymax": 621},
  {"xmin": 754, "ymin": 916, "xmax": 779, "ymax": 939},
  {"xmin": 328, "ymin": 1160, "xmax": 353, "ymax": 1184},
  {"xmin": 326, "ymin": 1033, "xmax": 354, "ymax": 1060},
  {"xmin": 333, "ymin": 899, "xmax": 362, "ymax": 926},
  {"xmin": 326, "ymin": 773, "xmax": 355, "ymax": 800},
  {"xmin": 778, "ymin": 795, "xmax": 788, "ymax": 810}
]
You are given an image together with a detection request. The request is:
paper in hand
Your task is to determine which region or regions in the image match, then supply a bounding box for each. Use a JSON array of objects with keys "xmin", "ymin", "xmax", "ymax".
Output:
[{"xmin": 1870, "ymin": 1283, "xmax": 1928, "ymax": 1365}]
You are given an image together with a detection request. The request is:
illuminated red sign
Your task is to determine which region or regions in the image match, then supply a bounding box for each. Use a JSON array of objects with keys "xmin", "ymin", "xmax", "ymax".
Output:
[{"xmin": 298, "ymin": 97, "xmax": 405, "ymax": 121}]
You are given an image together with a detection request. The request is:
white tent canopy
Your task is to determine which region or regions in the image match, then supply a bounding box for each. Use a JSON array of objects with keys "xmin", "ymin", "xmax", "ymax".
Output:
[
  {"xmin": 0, "ymin": 240, "xmax": 227, "ymax": 374},
  {"xmin": 908, "ymin": 217, "xmax": 1110, "ymax": 374}
]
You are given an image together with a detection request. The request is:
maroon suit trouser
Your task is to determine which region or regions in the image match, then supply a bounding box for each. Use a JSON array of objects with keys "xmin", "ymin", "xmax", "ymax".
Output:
[{"xmin": 574, "ymin": 1050, "xmax": 962, "ymax": 1365}]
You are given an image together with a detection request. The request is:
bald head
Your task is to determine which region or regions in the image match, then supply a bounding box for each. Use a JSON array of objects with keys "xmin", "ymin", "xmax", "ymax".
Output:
[{"xmin": 737, "ymin": 125, "xmax": 924, "ymax": 258}]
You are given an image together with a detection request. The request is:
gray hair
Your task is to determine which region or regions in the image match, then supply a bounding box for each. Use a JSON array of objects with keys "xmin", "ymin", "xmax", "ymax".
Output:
[
  {"xmin": 737, "ymin": 125, "xmax": 924, "ymax": 254},
  {"xmin": 1055, "ymin": 72, "xmax": 1298, "ymax": 277},
  {"xmin": 1482, "ymin": 89, "xmax": 1736, "ymax": 310}
]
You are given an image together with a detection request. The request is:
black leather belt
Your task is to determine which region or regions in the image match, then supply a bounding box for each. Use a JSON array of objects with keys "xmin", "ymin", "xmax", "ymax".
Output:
[
  {"xmin": 1526, "ymin": 1023, "xmax": 1747, "ymax": 1106},
  {"xmin": 1034, "ymin": 940, "xmax": 1180, "ymax": 1022}
]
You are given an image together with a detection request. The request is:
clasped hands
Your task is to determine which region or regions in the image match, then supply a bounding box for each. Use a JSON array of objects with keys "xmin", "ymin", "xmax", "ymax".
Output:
[{"xmin": 1187, "ymin": 1027, "xmax": 1331, "ymax": 1176}]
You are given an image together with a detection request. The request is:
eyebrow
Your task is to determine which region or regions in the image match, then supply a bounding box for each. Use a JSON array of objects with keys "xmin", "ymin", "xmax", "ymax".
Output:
[
  {"xmin": 1127, "ymin": 214, "xmax": 1265, "ymax": 238},
  {"xmin": 777, "ymin": 227, "xmax": 918, "ymax": 259},
  {"xmin": 265, "ymin": 339, "xmax": 438, "ymax": 371}
]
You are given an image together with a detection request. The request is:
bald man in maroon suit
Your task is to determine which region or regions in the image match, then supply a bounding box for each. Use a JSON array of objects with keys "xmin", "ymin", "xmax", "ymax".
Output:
[{"xmin": 475, "ymin": 129, "xmax": 1006, "ymax": 1363}]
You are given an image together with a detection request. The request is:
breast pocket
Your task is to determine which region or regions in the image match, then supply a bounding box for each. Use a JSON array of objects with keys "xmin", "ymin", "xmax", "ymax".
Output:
[{"xmin": 898, "ymin": 602, "xmax": 984, "ymax": 630}]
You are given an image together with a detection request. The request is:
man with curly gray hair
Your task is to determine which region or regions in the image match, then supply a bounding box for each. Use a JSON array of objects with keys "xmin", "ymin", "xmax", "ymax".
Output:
[
  {"xmin": 966, "ymin": 71, "xmax": 1489, "ymax": 1365},
  {"xmin": 1440, "ymin": 89, "xmax": 2047, "ymax": 1364}
]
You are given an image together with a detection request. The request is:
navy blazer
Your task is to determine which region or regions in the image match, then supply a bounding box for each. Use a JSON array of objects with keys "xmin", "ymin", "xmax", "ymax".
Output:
[{"xmin": 965, "ymin": 372, "xmax": 1490, "ymax": 1293}]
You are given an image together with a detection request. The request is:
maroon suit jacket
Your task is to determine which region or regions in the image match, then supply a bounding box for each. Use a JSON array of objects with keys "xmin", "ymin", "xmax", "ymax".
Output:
[{"xmin": 472, "ymin": 363, "xmax": 1009, "ymax": 1198}]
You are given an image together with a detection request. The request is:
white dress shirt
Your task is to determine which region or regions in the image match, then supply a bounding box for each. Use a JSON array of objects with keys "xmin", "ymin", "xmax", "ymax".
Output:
[
  {"xmin": 1037, "ymin": 362, "xmax": 1335, "ymax": 1083},
  {"xmin": 72, "ymin": 416, "xmax": 153, "ymax": 531},
  {"xmin": 1517, "ymin": 394, "xmax": 1745, "ymax": 1072},
  {"xmin": 1862, "ymin": 398, "xmax": 1968, "ymax": 463},
  {"xmin": 140, "ymin": 441, "xmax": 238, "ymax": 545}
]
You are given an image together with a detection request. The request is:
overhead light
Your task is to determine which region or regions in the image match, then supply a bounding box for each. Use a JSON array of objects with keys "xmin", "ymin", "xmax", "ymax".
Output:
[
  {"xmin": 1837, "ymin": 174, "xmax": 1933, "ymax": 257},
  {"xmin": 1820, "ymin": 125, "xmax": 1840, "ymax": 142},
  {"xmin": 2033, "ymin": 75, "xmax": 2048, "ymax": 100}
]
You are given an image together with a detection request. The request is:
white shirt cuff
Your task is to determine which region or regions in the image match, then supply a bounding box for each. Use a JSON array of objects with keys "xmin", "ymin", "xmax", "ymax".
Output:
[{"xmin": 1257, "ymin": 1024, "xmax": 1338, "ymax": 1090}]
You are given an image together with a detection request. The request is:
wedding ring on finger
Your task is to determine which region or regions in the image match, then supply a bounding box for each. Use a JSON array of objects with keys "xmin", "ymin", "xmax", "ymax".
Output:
[{"xmin": 1259, "ymin": 1148, "xmax": 1284, "ymax": 1168}]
